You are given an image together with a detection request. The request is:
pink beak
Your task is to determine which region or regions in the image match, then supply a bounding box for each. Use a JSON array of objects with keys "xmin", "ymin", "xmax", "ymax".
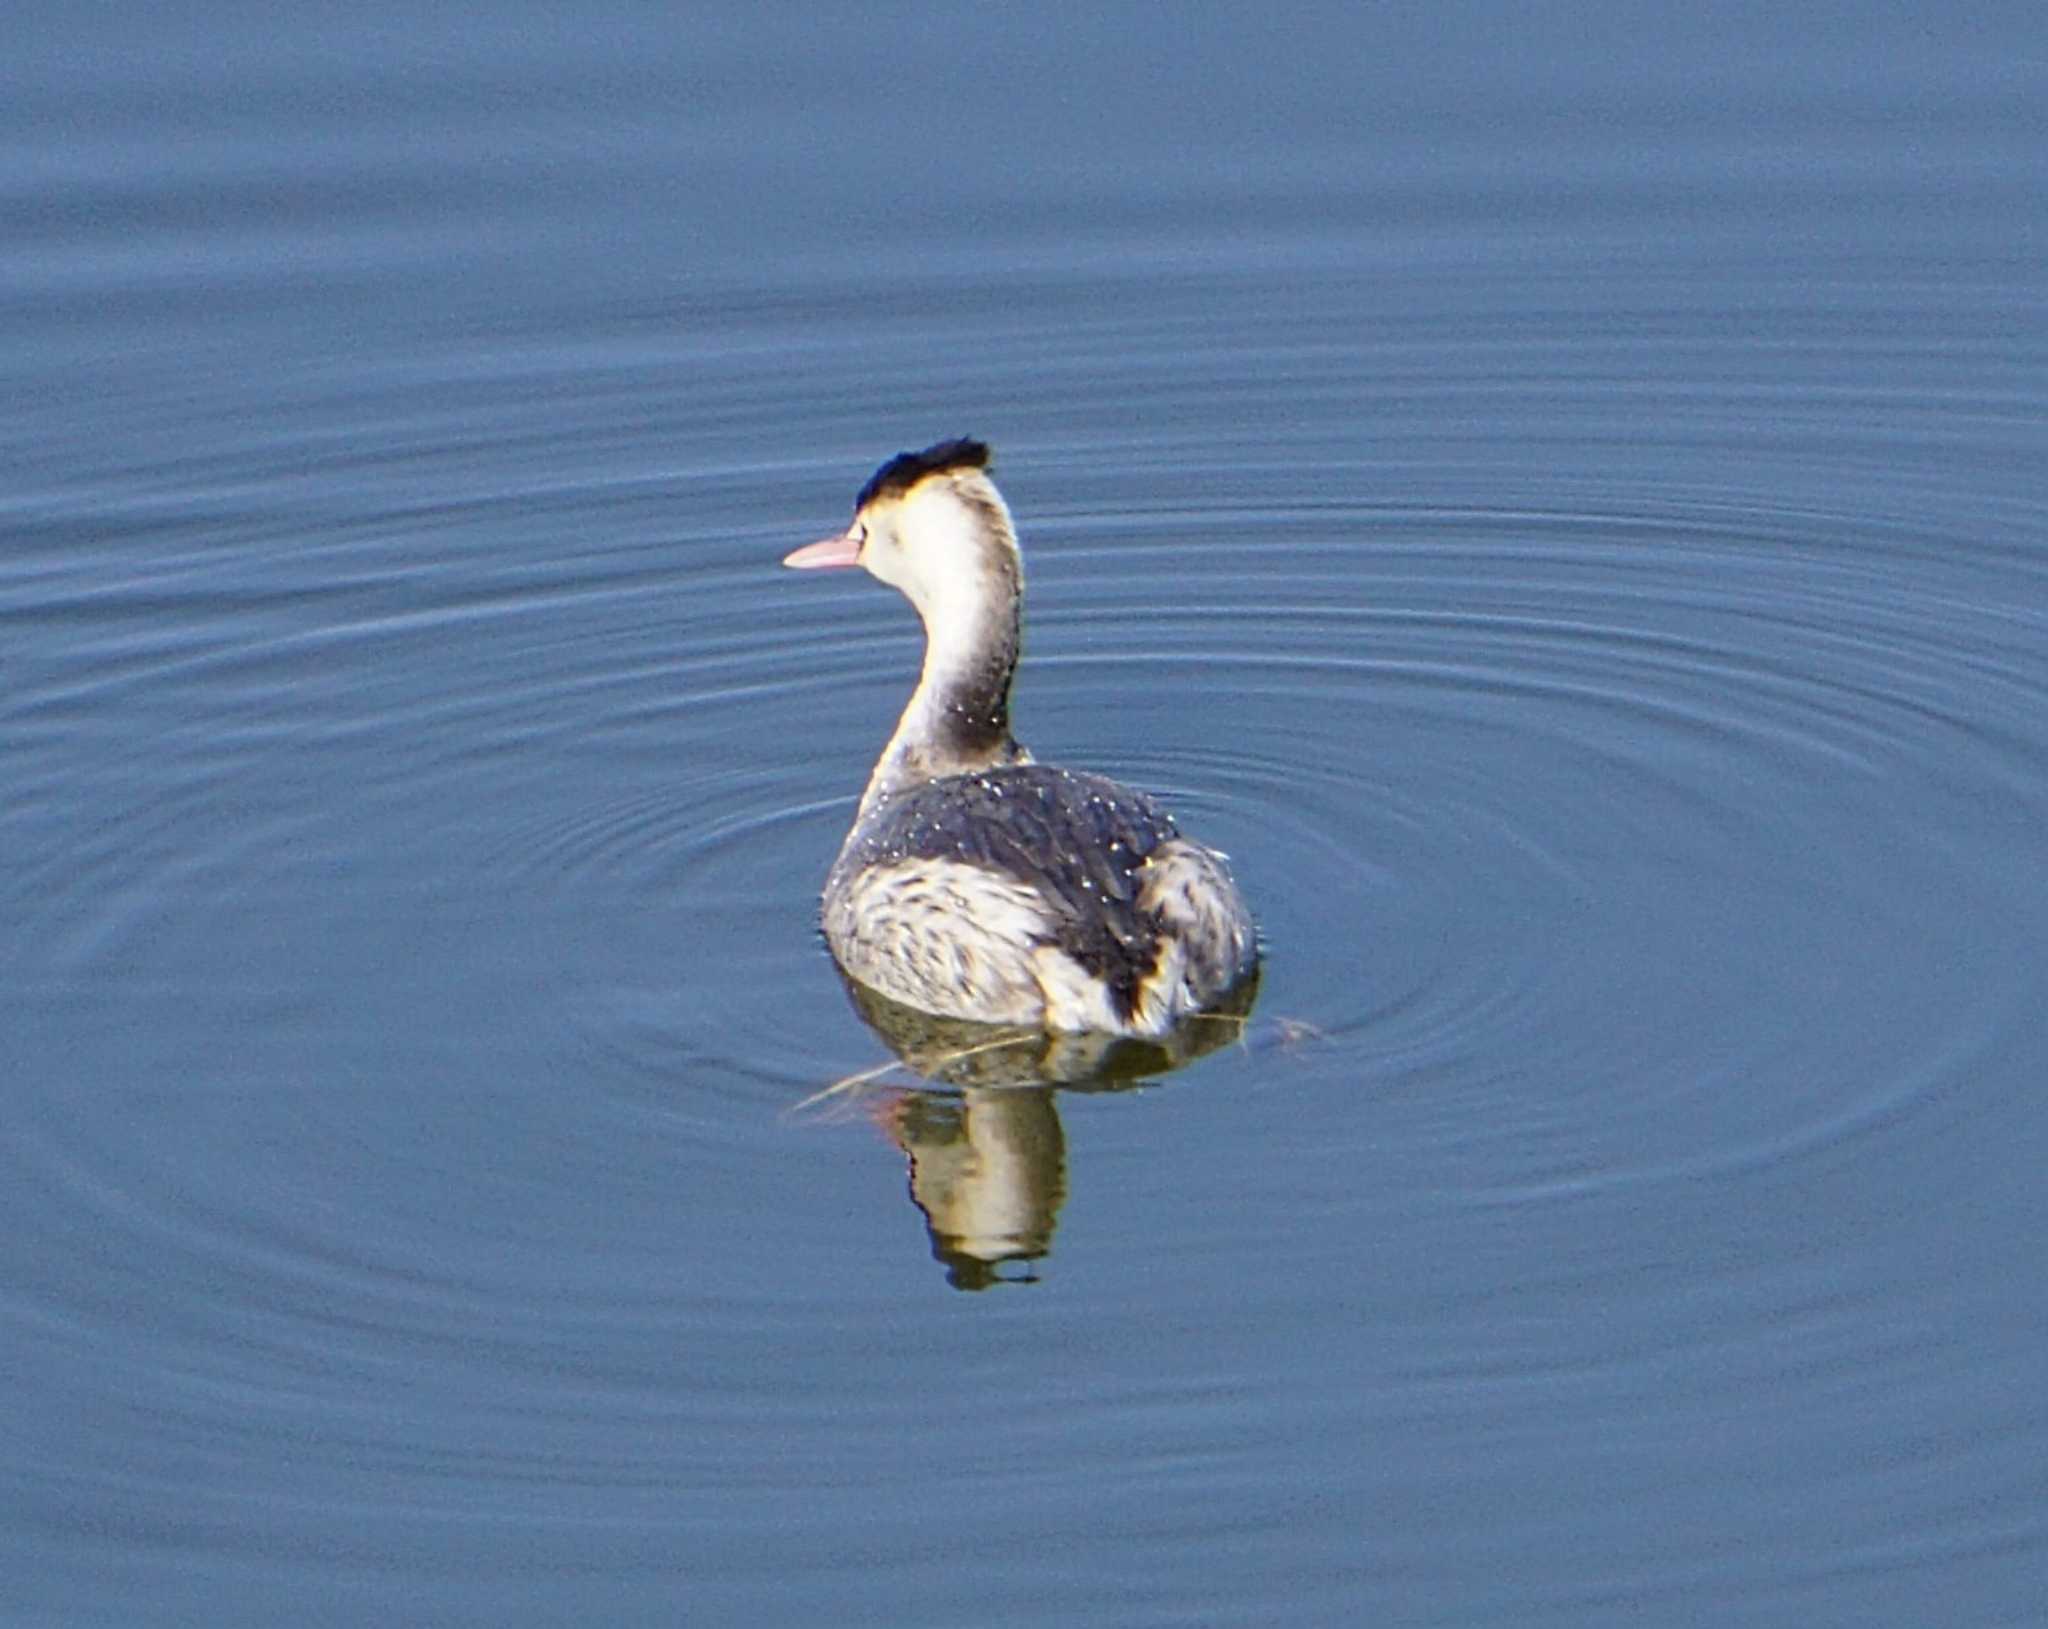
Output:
[{"xmin": 783, "ymin": 526, "xmax": 863, "ymax": 570}]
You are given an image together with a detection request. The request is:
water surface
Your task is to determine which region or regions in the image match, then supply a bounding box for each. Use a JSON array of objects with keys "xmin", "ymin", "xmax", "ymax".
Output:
[{"xmin": 5, "ymin": 5, "xmax": 2047, "ymax": 1624}]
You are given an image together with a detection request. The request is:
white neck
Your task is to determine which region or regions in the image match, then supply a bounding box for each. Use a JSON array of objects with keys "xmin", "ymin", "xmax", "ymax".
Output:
[{"xmin": 858, "ymin": 529, "xmax": 1027, "ymax": 818}]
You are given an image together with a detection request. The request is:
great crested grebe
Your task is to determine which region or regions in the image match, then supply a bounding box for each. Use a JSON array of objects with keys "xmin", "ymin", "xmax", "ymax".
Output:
[{"xmin": 784, "ymin": 438, "xmax": 1257, "ymax": 1037}]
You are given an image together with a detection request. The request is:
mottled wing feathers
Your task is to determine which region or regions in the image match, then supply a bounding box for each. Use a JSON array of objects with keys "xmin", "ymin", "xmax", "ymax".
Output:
[{"xmin": 830, "ymin": 765, "xmax": 1179, "ymax": 1021}]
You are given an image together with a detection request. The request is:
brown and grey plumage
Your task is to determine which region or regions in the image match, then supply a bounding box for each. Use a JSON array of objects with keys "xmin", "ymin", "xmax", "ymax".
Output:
[{"xmin": 785, "ymin": 438, "xmax": 1257, "ymax": 1037}]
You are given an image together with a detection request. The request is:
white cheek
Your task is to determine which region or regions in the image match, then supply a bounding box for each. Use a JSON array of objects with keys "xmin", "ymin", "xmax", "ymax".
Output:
[{"xmin": 862, "ymin": 535, "xmax": 903, "ymax": 588}]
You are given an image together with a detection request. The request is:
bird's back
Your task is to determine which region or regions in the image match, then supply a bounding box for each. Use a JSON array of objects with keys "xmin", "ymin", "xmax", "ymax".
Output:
[{"xmin": 823, "ymin": 764, "xmax": 1254, "ymax": 1034}]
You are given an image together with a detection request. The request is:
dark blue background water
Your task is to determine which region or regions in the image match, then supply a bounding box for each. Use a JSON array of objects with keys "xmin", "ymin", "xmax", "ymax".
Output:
[{"xmin": 6, "ymin": 5, "xmax": 2046, "ymax": 1624}]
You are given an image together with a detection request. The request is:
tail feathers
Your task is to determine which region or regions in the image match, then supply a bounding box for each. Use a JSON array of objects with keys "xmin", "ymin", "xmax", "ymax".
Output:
[{"xmin": 1134, "ymin": 839, "xmax": 1259, "ymax": 1024}]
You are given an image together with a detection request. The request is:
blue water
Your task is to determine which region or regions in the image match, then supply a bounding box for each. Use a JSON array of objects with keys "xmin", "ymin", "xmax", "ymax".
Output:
[{"xmin": 5, "ymin": 5, "xmax": 2046, "ymax": 1624}]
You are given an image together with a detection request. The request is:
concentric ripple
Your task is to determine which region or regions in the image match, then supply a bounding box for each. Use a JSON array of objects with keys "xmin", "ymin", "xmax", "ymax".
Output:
[
  {"xmin": 1011, "ymin": 493, "xmax": 2044, "ymax": 1204},
  {"xmin": 6, "ymin": 198, "xmax": 2047, "ymax": 1627}
]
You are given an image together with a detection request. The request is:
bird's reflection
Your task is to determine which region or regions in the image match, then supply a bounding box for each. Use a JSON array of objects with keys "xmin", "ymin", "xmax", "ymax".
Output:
[
  {"xmin": 871, "ymin": 1087, "xmax": 1064, "ymax": 1290},
  {"xmin": 816, "ymin": 971, "xmax": 1260, "ymax": 1290}
]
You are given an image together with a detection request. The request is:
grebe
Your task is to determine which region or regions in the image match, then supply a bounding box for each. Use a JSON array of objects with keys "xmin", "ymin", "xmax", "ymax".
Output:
[{"xmin": 784, "ymin": 438, "xmax": 1257, "ymax": 1037}]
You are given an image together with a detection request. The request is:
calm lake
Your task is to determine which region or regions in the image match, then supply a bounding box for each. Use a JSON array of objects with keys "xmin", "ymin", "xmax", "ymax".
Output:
[{"xmin": 5, "ymin": 5, "xmax": 2046, "ymax": 1624}]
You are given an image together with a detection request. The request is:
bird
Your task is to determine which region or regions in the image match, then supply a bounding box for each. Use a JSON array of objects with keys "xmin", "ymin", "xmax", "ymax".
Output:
[{"xmin": 784, "ymin": 438, "xmax": 1257, "ymax": 1037}]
